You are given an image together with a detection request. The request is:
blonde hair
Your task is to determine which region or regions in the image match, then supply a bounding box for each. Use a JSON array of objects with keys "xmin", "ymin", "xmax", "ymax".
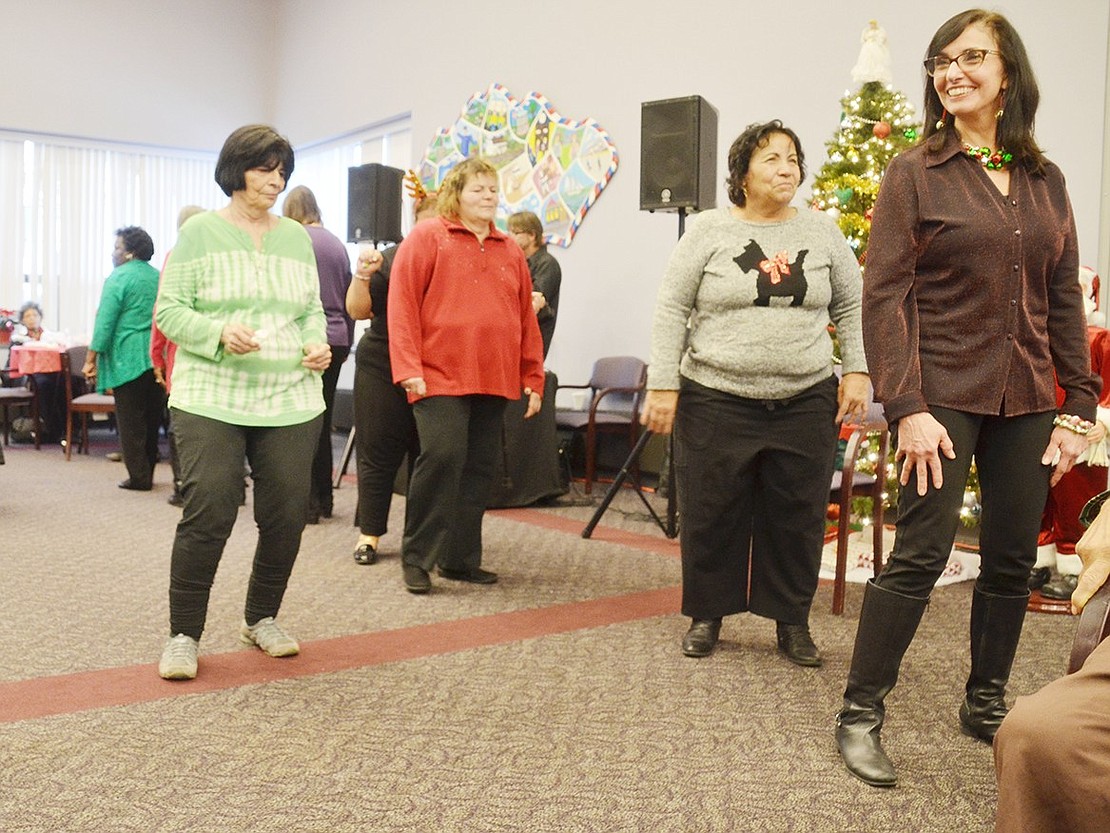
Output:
[{"xmin": 436, "ymin": 158, "xmax": 498, "ymax": 218}]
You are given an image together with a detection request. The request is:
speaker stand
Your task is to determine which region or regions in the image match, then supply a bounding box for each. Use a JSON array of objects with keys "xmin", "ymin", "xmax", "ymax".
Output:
[
  {"xmin": 333, "ymin": 426, "xmax": 356, "ymax": 489},
  {"xmin": 581, "ymin": 429, "xmax": 677, "ymax": 539},
  {"xmin": 582, "ymin": 209, "xmax": 685, "ymax": 539}
]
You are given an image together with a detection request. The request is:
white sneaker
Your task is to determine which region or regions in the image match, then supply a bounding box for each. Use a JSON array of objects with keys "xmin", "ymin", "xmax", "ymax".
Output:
[
  {"xmin": 159, "ymin": 634, "xmax": 199, "ymax": 680},
  {"xmin": 240, "ymin": 617, "xmax": 299, "ymax": 657}
]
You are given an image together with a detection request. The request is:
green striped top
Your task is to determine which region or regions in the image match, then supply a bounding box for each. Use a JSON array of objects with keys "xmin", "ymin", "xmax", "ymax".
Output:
[{"xmin": 155, "ymin": 211, "xmax": 326, "ymax": 427}]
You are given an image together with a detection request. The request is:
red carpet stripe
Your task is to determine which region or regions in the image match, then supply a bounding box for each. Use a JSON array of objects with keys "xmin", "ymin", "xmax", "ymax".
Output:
[{"xmin": 0, "ymin": 586, "xmax": 680, "ymax": 725}]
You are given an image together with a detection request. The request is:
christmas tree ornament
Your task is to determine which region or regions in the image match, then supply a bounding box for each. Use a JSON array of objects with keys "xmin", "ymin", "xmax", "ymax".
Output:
[
  {"xmin": 851, "ymin": 20, "xmax": 893, "ymax": 85},
  {"xmin": 835, "ymin": 187, "xmax": 854, "ymax": 205},
  {"xmin": 872, "ymin": 121, "xmax": 891, "ymax": 139}
]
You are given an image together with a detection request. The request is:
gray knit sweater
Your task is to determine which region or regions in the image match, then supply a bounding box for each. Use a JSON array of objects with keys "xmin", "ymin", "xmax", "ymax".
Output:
[{"xmin": 647, "ymin": 206, "xmax": 866, "ymax": 400}]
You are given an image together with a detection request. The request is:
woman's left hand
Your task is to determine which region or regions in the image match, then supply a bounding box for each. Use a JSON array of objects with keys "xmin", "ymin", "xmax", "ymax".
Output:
[
  {"xmin": 523, "ymin": 388, "xmax": 542, "ymax": 419},
  {"xmin": 1042, "ymin": 425, "xmax": 1089, "ymax": 486},
  {"xmin": 301, "ymin": 343, "xmax": 332, "ymax": 372},
  {"xmin": 835, "ymin": 372, "xmax": 871, "ymax": 424}
]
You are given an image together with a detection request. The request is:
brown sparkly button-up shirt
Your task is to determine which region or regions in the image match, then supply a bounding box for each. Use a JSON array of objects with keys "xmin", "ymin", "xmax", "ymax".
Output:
[{"xmin": 863, "ymin": 131, "xmax": 1098, "ymax": 424}]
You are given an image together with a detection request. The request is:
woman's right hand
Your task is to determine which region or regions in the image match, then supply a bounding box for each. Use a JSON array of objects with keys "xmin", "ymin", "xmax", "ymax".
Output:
[
  {"xmin": 220, "ymin": 323, "xmax": 261, "ymax": 355},
  {"xmin": 896, "ymin": 411, "xmax": 956, "ymax": 496},
  {"xmin": 400, "ymin": 377, "xmax": 426, "ymax": 398},
  {"xmin": 640, "ymin": 390, "xmax": 679, "ymax": 435}
]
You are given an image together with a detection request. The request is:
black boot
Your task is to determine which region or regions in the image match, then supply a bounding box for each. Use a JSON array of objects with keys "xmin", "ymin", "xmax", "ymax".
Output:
[
  {"xmin": 959, "ymin": 587, "xmax": 1028, "ymax": 743},
  {"xmin": 836, "ymin": 580, "xmax": 928, "ymax": 788}
]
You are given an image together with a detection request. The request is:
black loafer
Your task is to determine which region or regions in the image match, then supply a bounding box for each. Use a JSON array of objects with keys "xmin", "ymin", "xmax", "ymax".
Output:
[
  {"xmin": 682, "ymin": 618, "xmax": 722, "ymax": 657},
  {"xmin": 1040, "ymin": 573, "xmax": 1079, "ymax": 600},
  {"xmin": 353, "ymin": 543, "xmax": 377, "ymax": 566},
  {"xmin": 438, "ymin": 567, "xmax": 499, "ymax": 584},
  {"xmin": 776, "ymin": 622, "xmax": 822, "ymax": 667},
  {"xmin": 403, "ymin": 564, "xmax": 431, "ymax": 594},
  {"xmin": 118, "ymin": 479, "xmax": 152, "ymax": 491}
]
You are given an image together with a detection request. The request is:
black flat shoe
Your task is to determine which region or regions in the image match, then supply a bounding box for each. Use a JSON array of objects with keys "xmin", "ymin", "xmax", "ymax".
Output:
[
  {"xmin": 1027, "ymin": 566, "xmax": 1052, "ymax": 591},
  {"xmin": 353, "ymin": 543, "xmax": 377, "ymax": 566},
  {"xmin": 437, "ymin": 566, "xmax": 498, "ymax": 584},
  {"xmin": 403, "ymin": 564, "xmax": 431, "ymax": 594},
  {"xmin": 1040, "ymin": 573, "xmax": 1079, "ymax": 600},
  {"xmin": 682, "ymin": 618, "xmax": 722, "ymax": 657},
  {"xmin": 776, "ymin": 622, "xmax": 823, "ymax": 667},
  {"xmin": 118, "ymin": 479, "xmax": 152, "ymax": 491}
]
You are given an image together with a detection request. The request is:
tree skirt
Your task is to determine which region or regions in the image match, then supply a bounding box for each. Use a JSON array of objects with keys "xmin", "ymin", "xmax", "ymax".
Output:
[{"xmin": 820, "ymin": 525, "xmax": 979, "ymax": 587}]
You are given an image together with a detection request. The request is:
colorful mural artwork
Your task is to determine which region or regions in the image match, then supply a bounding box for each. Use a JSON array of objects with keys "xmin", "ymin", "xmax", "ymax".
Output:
[{"xmin": 416, "ymin": 83, "xmax": 619, "ymax": 248}]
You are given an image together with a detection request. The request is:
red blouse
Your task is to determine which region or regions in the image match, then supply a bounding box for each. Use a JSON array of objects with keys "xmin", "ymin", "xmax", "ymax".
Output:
[{"xmin": 388, "ymin": 216, "xmax": 544, "ymax": 401}]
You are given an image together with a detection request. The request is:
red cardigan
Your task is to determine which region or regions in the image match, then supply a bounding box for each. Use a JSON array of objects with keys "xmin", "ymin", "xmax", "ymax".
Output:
[{"xmin": 388, "ymin": 216, "xmax": 545, "ymax": 400}]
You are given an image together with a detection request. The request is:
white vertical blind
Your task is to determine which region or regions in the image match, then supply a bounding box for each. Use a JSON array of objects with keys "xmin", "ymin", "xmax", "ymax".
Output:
[{"xmin": 0, "ymin": 140, "xmax": 26, "ymax": 312}]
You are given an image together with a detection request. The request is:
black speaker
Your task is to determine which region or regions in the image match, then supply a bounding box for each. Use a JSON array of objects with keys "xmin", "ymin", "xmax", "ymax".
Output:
[
  {"xmin": 639, "ymin": 95, "xmax": 718, "ymax": 212},
  {"xmin": 347, "ymin": 163, "xmax": 403, "ymax": 243}
]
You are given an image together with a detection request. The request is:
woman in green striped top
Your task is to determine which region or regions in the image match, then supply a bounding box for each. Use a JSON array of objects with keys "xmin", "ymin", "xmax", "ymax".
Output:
[{"xmin": 154, "ymin": 124, "xmax": 331, "ymax": 681}]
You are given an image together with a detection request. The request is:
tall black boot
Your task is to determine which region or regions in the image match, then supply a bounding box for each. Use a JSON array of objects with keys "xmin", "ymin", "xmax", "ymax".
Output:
[
  {"xmin": 959, "ymin": 586, "xmax": 1028, "ymax": 743},
  {"xmin": 836, "ymin": 580, "xmax": 929, "ymax": 787}
]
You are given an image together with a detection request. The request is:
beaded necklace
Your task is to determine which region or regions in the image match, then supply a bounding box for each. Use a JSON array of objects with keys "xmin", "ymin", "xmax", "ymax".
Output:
[{"xmin": 963, "ymin": 144, "xmax": 1014, "ymax": 170}]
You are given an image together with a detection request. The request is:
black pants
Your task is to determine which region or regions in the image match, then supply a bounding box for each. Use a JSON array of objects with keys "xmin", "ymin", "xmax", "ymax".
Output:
[
  {"xmin": 877, "ymin": 406, "xmax": 1055, "ymax": 598},
  {"xmin": 167, "ymin": 409, "xmax": 322, "ymax": 639},
  {"xmin": 353, "ymin": 342, "xmax": 418, "ymax": 536},
  {"xmin": 309, "ymin": 344, "xmax": 350, "ymax": 514},
  {"xmin": 675, "ymin": 375, "xmax": 839, "ymax": 624},
  {"xmin": 113, "ymin": 369, "xmax": 166, "ymax": 488},
  {"xmin": 402, "ymin": 395, "xmax": 507, "ymax": 572}
]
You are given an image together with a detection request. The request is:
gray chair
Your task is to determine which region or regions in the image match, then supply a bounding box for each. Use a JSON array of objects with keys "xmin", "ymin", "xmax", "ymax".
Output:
[{"xmin": 555, "ymin": 356, "xmax": 647, "ymax": 494}]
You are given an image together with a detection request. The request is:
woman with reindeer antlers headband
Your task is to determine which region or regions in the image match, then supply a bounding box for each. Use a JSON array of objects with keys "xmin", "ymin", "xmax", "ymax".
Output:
[
  {"xmin": 642, "ymin": 120, "xmax": 870, "ymax": 668},
  {"xmin": 344, "ymin": 172, "xmax": 437, "ymax": 567}
]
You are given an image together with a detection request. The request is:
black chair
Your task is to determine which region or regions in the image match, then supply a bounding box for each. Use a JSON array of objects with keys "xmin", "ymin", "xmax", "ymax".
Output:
[
  {"xmin": 555, "ymin": 356, "xmax": 647, "ymax": 494},
  {"xmin": 62, "ymin": 345, "xmax": 116, "ymax": 459},
  {"xmin": 0, "ymin": 355, "xmax": 41, "ymax": 448}
]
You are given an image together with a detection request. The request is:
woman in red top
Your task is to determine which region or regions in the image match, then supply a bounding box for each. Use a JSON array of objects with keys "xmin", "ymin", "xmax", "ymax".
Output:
[{"xmin": 388, "ymin": 158, "xmax": 544, "ymax": 593}]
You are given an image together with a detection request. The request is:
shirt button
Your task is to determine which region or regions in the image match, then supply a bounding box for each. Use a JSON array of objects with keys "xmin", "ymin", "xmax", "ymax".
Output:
[
  {"xmin": 1013, "ymin": 264, "xmax": 1019, "ymax": 271},
  {"xmin": 1011, "ymin": 200, "xmax": 1017, "ymax": 206},
  {"xmin": 1010, "ymin": 299, "xmax": 1017, "ymax": 306},
  {"xmin": 1014, "ymin": 229, "xmax": 1021, "ymax": 236},
  {"xmin": 1007, "ymin": 334, "xmax": 1014, "ymax": 340}
]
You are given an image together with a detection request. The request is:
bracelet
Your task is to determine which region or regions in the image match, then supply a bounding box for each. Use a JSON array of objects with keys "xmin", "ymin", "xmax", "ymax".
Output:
[{"xmin": 1054, "ymin": 413, "xmax": 1094, "ymax": 435}]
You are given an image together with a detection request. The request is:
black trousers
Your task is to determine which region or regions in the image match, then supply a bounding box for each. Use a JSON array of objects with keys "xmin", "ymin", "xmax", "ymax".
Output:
[
  {"xmin": 167, "ymin": 409, "xmax": 322, "ymax": 639},
  {"xmin": 877, "ymin": 406, "xmax": 1055, "ymax": 598},
  {"xmin": 675, "ymin": 375, "xmax": 839, "ymax": 624},
  {"xmin": 113, "ymin": 369, "xmax": 166, "ymax": 488},
  {"xmin": 402, "ymin": 394, "xmax": 507, "ymax": 572},
  {"xmin": 353, "ymin": 343, "xmax": 418, "ymax": 536},
  {"xmin": 309, "ymin": 344, "xmax": 350, "ymax": 513}
]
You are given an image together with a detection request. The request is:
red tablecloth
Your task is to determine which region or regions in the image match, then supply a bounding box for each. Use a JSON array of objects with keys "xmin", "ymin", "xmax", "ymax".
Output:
[{"xmin": 9, "ymin": 343, "xmax": 64, "ymax": 376}]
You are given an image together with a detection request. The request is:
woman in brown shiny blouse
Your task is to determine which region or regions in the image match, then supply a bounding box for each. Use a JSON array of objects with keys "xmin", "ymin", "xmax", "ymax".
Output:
[{"xmin": 835, "ymin": 8, "xmax": 1100, "ymax": 789}]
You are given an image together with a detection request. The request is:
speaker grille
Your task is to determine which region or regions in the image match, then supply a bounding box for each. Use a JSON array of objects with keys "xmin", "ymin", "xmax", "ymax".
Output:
[{"xmin": 640, "ymin": 96, "xmax": 718, "ymax": 212}]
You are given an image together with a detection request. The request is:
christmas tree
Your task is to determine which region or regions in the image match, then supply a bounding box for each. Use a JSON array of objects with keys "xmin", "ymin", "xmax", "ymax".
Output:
[{"xmin": 810, "ymin": 20, "xmax": 920, "ymax": 266}]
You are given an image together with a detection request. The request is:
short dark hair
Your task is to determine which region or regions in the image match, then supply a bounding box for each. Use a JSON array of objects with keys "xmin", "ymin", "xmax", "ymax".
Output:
[
  {"xmin": 115, "ymin": 226, "xmax": 155, "ymax": 262},
  {"xmin": 921, "ymin": 9, "xmax": 1045, "ymax": 173},
  {"xmin": 507, "ymin": 211, "xmax": 544, "ymax": 246},
  {"xmin": 214, "ymin": 124, "xmax": 295, "ymax": 197},
  {"xmin": 282, "ymin": 185, "xmax": 322, "ymax": 224},
  {"xmin": 725, "ymin": 121, "xmax": 806, "ymax": 207},
  {"xmin": 19, "ymin": 301, "xmax": 43, "ymax": 322}
]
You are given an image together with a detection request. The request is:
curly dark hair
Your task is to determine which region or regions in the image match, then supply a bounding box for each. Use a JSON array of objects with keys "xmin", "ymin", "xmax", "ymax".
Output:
[
  {"xmin": 115, "ymin": 226, "xmax": 155, "ymax": 262},
  {"xmin": 725, "ymin": 120, "xmax": 806, "ymax": 207},
  {"xmin": 214, "ymin": 124, "xmax": 295, "ymax": 197}
]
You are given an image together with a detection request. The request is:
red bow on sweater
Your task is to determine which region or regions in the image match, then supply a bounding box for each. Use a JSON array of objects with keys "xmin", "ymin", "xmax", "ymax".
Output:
[{"xmin": 759, "ymin": 252, "xmax": 791, "ymax": 285}]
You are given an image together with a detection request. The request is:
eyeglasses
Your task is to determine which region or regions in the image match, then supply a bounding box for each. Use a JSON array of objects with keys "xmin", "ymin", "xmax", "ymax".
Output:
[{"xmin": 923, "ymin": 49, "xmax": 1002, "ymax": 76}]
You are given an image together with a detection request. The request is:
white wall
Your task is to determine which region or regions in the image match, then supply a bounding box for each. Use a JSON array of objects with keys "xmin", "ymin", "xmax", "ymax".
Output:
[{"xmin": 3, "ymin": 0, "xmax": 1108, "ymax": 386}]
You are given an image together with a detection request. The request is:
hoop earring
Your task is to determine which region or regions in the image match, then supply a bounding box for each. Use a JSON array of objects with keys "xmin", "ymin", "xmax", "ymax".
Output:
[{"xmin": 935, "ymin": 108, "xmax": 948, "ymax": 130}]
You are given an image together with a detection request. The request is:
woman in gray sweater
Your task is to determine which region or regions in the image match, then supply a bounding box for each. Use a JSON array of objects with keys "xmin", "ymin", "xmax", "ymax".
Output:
[{"xmin": 642, "ymin": 120, "xmax": 869, "ymax": 666}]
